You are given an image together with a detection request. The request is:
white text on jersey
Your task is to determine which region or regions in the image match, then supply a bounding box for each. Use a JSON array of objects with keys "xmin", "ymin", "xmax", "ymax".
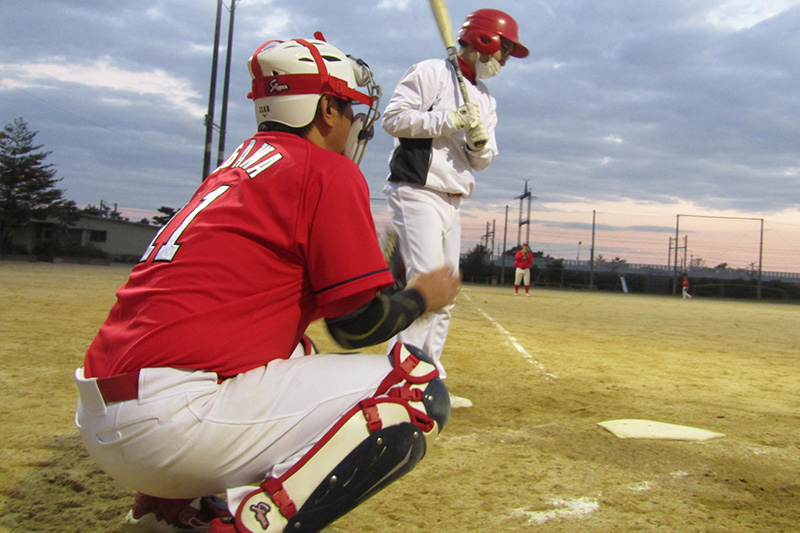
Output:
[{"xmin": 215, "ymin": 139, "xmax": 283, "ymax": 178}]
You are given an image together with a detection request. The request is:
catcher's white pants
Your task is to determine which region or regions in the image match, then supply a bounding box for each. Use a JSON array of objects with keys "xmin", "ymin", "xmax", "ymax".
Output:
[
  {"xmin": 384, "ymin": 182, "xmax": 461, "ymax": 379},
  {"xmin": 514, "ymin": 267, "xmax": 531, "ymax": 286},
  {"xmin": 74, "ymin": 353, "xmax": 393, "ymax": 504}
]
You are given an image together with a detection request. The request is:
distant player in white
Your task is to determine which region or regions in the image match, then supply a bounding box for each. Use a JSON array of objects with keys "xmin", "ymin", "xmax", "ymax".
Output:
[{"xmin": 383, "ymin": 9, "xmax": 529, "ymax": 408}]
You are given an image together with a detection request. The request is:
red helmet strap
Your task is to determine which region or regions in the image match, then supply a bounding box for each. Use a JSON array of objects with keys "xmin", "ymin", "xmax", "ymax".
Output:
[{"xmin": 248, "ymin": 39, "xmax": 374, "ymax": 106}]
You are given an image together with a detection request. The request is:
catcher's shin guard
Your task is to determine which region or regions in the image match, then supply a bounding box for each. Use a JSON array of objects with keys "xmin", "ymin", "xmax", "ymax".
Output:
[{"xmin": 235, "ymin": 343, "xmax": 449, "ymax": 532}]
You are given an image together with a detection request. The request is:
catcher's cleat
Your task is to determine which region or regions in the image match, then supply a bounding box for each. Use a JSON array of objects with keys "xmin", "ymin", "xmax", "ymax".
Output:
[
  {"xmin": 208, "ymin": 518, "xmax": 236, "ymax": 532},
  {"xmin": 125, "ymin": 493, "xmax": 231, "ymax": 532}
]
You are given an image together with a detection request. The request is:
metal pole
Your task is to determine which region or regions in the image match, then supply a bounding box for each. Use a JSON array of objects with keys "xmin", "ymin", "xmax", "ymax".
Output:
[
  {"xmin": 517, "ymin": 190, "xmax": 523, "ymax": 246},
  {"xmin": 758, "ymin": 218, "xmax": 764, "ymax": 300},
  {"xmin": 673, "ymin": 214, "xmax": 680, "ymax": 295},
  {"xmin": 501, "ymin": 205, "xmax": 508, "ymax": 284},
  {"xmin": 492, "ymin": 219, "xmax": 496, "ymax": 259},
  {"xmin": 216, "ymin": 0, "xmax": 237, "ymax": 167},
  {"xmin": 202, "ymin": 0, "xmax": 223, "ymax": 180},
  {"xmin": 667, "ymin": 236, "xmax": 673, "ymax": 270},
  {"xmin": 589, "ymin": 210, "xmax": 595, "ymax": 289},
  {"xmin": 526, "ymin": 192, "xmax": 532, "ymax": 244},
  {"xmin": 683, "ymin": 235, "xmax": 688, "ymax": 272}
]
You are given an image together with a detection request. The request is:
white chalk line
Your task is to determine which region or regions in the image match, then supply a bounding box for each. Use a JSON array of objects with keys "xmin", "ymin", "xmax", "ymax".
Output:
[
  {"xmin": 513, "ymin": 496, "xmax": 600, "ymax": 525},
  {"xmin": 462, "ymin": 292, "xmax": 557, "ymax": 380}
]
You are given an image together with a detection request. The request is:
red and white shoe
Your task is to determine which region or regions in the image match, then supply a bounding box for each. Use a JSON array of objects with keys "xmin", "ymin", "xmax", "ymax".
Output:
[{"xmin": 125, "ymin": 493, "xmax": 231, "ymax": 531}]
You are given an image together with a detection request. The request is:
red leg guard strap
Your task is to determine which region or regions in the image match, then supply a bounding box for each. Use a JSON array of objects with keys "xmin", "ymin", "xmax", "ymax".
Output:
[
  {"xmin": 260, "ymin": 478, "xmax": 297, "ymax": 519},
  {"xmin": 359, "ymin": 399, "xmax": 383, "ymax": 432}
]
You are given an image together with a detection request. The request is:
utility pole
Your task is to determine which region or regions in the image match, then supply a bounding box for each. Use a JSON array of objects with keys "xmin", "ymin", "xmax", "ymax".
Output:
[
  {"xmin": 202, "ymin": 0, "xmax": 223, "ymax": 180},
  {"xmin": 501, "ymin": 205, "xmax": 508, "ymax": 284},
  {"xmin": 516, "ymin": 179, "xmax": 536, "ymax": 246},
  {"xmin": 589, "ymin": 210, "xmax": 596, "ymax": 289},
  {"xmin": 216, "ymin": 0, "xmax": 239, "ymax": 167},
  {"xmin": 492, "ymin": 219, "xmax": 496, "ymax": 258},
  {"xmin": 482, "ymin": 221, "xmax": 494, "ymax": 256}
]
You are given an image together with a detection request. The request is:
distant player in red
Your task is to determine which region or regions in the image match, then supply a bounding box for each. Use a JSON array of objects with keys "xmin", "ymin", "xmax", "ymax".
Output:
[
  {"xmin": 74, "ymin": 36, "xmax": 459, "ymax": 533},
  {"xmin": 682, "ymin": 274, "xmax": 693, "ymax": 299},
  {"xmin": 514, "ymin": 242, "xmax": 533, "ymax": 296}
]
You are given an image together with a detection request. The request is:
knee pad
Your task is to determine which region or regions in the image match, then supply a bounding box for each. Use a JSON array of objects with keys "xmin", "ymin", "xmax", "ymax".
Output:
[
  {"xmin": 287, "ymin": 422, "xmax": 425, "ymax": 532},
  {"xmin": 233, "ymin": 343, "xmax": 447, "ymax": 533}
]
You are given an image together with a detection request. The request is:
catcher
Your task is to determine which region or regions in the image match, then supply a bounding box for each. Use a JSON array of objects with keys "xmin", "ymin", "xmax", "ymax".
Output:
[{"xmin": 74, "ymin": 35, "xmax": 459, "ymax": 532}]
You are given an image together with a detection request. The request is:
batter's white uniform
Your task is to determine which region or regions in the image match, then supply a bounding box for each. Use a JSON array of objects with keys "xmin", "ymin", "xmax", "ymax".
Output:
[{"xmin": 382, "ymin": 57, "xmax": 498, "ymax": 378}]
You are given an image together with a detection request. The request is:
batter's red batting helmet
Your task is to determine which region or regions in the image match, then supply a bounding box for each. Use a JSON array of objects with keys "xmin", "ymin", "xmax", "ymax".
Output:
[{"xmin": 458, "ymin": 9, "xmax": 529, "ymax": 59}]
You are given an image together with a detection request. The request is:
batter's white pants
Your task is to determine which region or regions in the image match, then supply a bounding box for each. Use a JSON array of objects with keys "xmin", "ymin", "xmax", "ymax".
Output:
[
  {"xmin": 384, "ymin": 182, "xmax": 461, "ymax": 379},
  {"xmin": 514, "ymin": 267, "xmax": 531, "ymax": 286},
  {"xmin": 74, "ymin": 353, "xmax": 394, "ymax": 510}
]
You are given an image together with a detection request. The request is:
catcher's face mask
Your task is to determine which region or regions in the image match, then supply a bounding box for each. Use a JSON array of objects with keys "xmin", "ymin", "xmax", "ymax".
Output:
[{"xmin": 341, "ymin": 55, "xmax": 381, "ymax": 165}]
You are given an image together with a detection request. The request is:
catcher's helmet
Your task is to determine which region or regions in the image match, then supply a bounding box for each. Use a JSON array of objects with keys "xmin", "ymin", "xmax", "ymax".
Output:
[
  {"xmin": 247, "ymin": 35, "xmax": 378, "ymax": 128},
  {"xmin": 458, "ymin": 9, "xmax": 529, "ymax": 59}
]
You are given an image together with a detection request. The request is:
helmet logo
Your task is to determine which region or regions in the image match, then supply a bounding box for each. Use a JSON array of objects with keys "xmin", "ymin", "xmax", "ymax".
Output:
[{"xmin": 268, "ymin": 78, "xmax": 290, "ymax": 94}]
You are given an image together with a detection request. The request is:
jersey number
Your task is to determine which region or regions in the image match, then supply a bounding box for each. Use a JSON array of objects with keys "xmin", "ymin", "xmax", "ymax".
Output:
[{"xmin": 140, "ymin": 185, "xmax": 230, "ymax": 263}]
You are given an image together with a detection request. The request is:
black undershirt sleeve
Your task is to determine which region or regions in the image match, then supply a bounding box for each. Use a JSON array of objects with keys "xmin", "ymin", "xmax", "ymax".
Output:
[{"xmin": 325, "ymin": 289, "xmax": 426, "ymax": 350}]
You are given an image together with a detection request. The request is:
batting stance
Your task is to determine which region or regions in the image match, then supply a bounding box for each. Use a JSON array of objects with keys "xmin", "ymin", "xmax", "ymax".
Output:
[
  {"xmin": 514, "ymin": 242, "xmax": 533, "ymax": 296},
  {"xmin": 74, "ymin": 36, "xmax": 460, "ymax": 533},
  {"xmin": 382, "ymin": 9, "xmax": 528, "ymax": 407}
]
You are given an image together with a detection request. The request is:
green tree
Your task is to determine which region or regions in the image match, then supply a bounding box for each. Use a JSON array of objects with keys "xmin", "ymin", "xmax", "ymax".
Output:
[
  {"xmin": 82, "ymin": 200, "xmax": 128, "ymax": 221},
  {"xmin": 0, "ymin": 118, "xmax": 70, "ymax": 251},
  {"xmin": 460, "ymin": 244, "xmax": 492, "ymax": 283},
  {"xmin": 152, "ymin": 205, "xmax": 177, "ymax": 226}
]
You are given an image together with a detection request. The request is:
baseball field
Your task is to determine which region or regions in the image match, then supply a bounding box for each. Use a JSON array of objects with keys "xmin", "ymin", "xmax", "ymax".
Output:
[{"xmin": 1, "ymin": 261, "xmax": 798, "ymax": 532}]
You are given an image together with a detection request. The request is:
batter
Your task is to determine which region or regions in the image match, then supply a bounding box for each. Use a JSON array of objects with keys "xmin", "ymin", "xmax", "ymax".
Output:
[{"xmin": 382, "ymin": 9, "xmax": 529, "ymax": 407}]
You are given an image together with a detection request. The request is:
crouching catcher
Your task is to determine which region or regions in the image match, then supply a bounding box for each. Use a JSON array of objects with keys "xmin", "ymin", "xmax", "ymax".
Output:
[{"xmin": 74, "ymin": 34, "xmax": 460, "ymax": 532}]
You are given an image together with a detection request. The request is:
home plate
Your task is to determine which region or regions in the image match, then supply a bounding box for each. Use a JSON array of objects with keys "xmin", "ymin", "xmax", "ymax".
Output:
[{"xmin": 598, "ymin": 419, "xmax": 725, "ymax": 441}]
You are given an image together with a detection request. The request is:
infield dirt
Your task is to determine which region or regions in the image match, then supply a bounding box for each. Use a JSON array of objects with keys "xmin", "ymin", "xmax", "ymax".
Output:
[{"xmin": 1, "ymin": 262, "xmax": 798, "ymax": 532}]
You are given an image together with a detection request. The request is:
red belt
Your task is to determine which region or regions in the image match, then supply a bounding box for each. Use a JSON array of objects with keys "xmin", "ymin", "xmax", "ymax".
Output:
[
  {"xmin": 447, "ymin": 193, "xmax": 463, "ymax": 198},
  {"xmin": 95, "ymin": 371, "xmax": 140, "ymax": 403}
]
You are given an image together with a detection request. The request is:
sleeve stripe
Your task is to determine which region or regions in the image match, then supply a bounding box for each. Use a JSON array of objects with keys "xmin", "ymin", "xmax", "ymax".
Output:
[{"xmin": 317, "ymin": 268, "xmax": 392, "ymax": 294}]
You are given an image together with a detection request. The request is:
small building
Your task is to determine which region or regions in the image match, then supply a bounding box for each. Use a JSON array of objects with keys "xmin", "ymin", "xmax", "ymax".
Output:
[{"xmin": 6, "ymin": 214, "xmax": 160, "ymax": 263}]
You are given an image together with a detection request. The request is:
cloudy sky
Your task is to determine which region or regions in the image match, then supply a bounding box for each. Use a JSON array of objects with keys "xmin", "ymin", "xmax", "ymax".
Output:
[{"xmin": 2, "ymin": 0, "xmax": 799, "ymax": 272}]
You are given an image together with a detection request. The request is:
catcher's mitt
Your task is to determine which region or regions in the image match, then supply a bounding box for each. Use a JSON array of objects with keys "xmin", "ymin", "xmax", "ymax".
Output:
[{"xmin": 380, "ymin": 229, "xmax": 406, "ymax": 294}]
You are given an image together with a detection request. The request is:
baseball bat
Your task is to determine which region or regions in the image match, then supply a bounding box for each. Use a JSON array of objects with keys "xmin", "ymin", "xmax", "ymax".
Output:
[
  {"xmin": 428, "ymin": 0, "xmax": 470, "ymax": 105},
  {"xmin": 427, "ymin": 0, "xmax": 487, "ymax": 149}
]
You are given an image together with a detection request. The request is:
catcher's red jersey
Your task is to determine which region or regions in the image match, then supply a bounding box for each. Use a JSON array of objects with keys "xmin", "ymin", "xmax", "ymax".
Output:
[{"xmin": 84, "ymin": 132, "xmax": 394, "ymax": 378}]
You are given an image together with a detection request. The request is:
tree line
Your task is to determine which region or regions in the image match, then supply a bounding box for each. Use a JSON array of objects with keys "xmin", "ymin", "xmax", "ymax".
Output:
[{"xmin": 0, "ymin": 118, "xmax": 175, "ymax": 257}]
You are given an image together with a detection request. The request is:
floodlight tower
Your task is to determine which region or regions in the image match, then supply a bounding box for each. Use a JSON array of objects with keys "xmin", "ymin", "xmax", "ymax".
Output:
[
  {"xmin": 202, "ymin": 0, "xmax": 223, "ymax": 180},
  {"xmin": 516, "ymin": 180, "xmax": 536, "ymax": 246},
  {"xmin": 216, "ymin": 0, "xmax": 239, "ymax": 167},
  {"xmin": 203, "ymin": 0, "xmax": 239, "ymax": 180}
]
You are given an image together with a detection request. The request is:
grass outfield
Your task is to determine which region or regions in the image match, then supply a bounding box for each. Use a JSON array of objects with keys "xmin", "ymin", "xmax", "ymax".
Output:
[{"xmin": 1, "ymin": 261, "xmax": 799, "ymax": 532}]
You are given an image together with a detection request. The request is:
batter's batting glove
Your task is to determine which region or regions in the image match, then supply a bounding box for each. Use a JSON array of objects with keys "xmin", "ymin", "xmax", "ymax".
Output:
[
  {"xmin": 447, "ymin": 102, "xmax": 481, "ymax": 131},
  {"xmin": 466, "ymin": 121, "xmax": 489, "ymax": 151}
]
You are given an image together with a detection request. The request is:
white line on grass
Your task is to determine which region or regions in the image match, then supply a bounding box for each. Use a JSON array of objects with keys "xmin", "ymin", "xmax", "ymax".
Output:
[
  {"xmin": 513, "ymin": 496, "xmax": 600, "ymax": 525},
  {"xmin": 462, "ymin": 292, "xmax": 557, "ymax": 380}
]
